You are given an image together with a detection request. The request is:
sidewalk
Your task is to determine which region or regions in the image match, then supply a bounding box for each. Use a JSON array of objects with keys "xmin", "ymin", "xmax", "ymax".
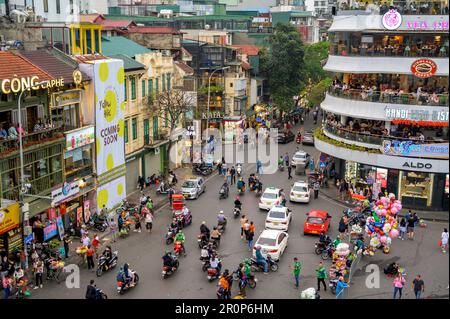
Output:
[{"xmin": 320, "ymin": 183, "xmax": 449, "ymax": 222}]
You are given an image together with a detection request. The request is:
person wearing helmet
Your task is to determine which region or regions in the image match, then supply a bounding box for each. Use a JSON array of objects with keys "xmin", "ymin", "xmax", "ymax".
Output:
[
  {"xmin": 174, "ymin": 231, "xmax": 186, "ymax": 255},
  {"xmin": 200, "ymin": 221, "xmax": 210, "ymax": 240},
  {"xmin": 162, "ymin": 250, "xmax": 176, "ymax": 269},
  {"xmin": 234, "ymin": 196, "xmax": 242, "ymax": 211},
  {"xmin": 255, "ymin": 246, "xmax": 268, "ymax": 274},
  {"xmin": 237, "ymin": 178, "xmax": 245, "ymax": 192},
  {"xmin": 217, "ymin": 211, "xmax": 227, "ymax": 226}
]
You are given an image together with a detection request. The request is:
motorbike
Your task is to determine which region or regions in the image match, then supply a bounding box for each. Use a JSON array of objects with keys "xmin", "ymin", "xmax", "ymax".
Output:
[
  {"xmin": 314, "ymin": 240, "xmax": 331, "ymax": 255},
  {"xmin": 236, "ymin": 164, "xmax": 243, "ymax": 177},
  {"xmin": 233, "ymin": 206, "xmax": 241, "ymax": 218},
  {"xmin": 344, "ymin": 209, "xmax": 367, "ymax": 227},
  {"xmin": 96, "ymin": 251, "xmax": 119, "ymax": 277},
  {"xmin": 200, "ymin": 257, "xmax": 210, "ymax": 272},
  {"xmin": 237, "ymin": 186, "xmax": 246, "ymax": 195},
  {"xmin": 209, "ymin": 237, "xmax": 220, "ymax": 250},
  {"xmin": 320, "ymin": 244, "xmax": 335, "ymax": 260},
  {"xmin": 250, "ymin": 256, "xmax": 279, "ymax": 272},
  {"xmin": 197, "ymin": 233, "xmax": 209, "ymax": 248},
  {"xmin": 87, "ymin": 216, "xmax": 108, "ymax": 232},
  {"xmin": 300, "ymin": 116, "xmax": 304, "ymax": 124},
  {"xmin": 219, "ymin": 185, "xmax": 229, "ymax": 200},
  {"xmin": 162, "ymin": 257, "xmax": 179, "ymax": 279},
  {"xmin": 173, "ymin": 241, "xmax": 185, "ymax": 257},
  {"xmin": 193, "ymin": 163, "xmax": 213, "ymax": 176},
  {"xmin": 329, "ymin": 278, "xmax": 339, "ymax": 295},
  {"xmin": 156, "ymin": 182, "xmax": 173, "ymax": 195},
  {"xmin": 232, "ymin": 269, "xmax": 257, "ymax": 289},
  {"xmin": 116, "ymin": 269, "xmax": 139, "ymax": 295},
  {"xmin": 174, "ymin": 212, "xmax": 192, "ymax": 229},
  {"xmin": 165, "ymin": 227, "xmax": 178, "ymax": 245},
  {"xmin": 217, "ymin": 219, "xmax": 227, "ymax": 233},
  {"xmin": 207, "ymin": 262, "xmax": 222, "ymax": 281},
  {"xmin": 296, "ymin": 133, "xmax": 302, "ymax": 144}
]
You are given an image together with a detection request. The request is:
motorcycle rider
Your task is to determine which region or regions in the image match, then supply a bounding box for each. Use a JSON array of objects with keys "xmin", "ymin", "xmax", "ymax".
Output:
[
  {"xmin": 217, "ymin": 211, "xmax": 227, "ymax": 227},
  {"xmin": 210, "ymin": 227, "xmax": 222, "ymax": 244},
  {"xmin": 181, "ymin": 206, "xmax": 190, "ymax": 226},
  {"xmin": 248, "ymin": 174, "xmax": 255, "ymax": 189},
  {"xmin": 101, "ymin": 245, "xmax": 113, "ymax": 263},
  {"xmin": 162, "ymin": 251, "xmax": 177, "ymax": 270},
  {"xmin": 200, "ymin": 221, "xmax": 210, "ymax": 240},
  {"xmin": 253, "ymin": 177, "xmax": 263, "ymax": 194},
  {"xmin": 319, "ymin": 232, "xmax": 332, "ymax": 247},
  {"xmin": 234, "ymin": 196, "xmax": 242, "ymax": 211},
  {"xmin": 118, "ymin": 263, "xmax": 133, "ymax": 288},
  {"xmin": 169, "ymin": 219, "xmax": 179, "ymax": 235},
  {"xmin": 237, "ymin": 178, "xmax": 246, "ymax": 192},
  {"xmin": 255, "ymin": 246, "xmax": 269, "ymax": 274},
  {"xmin": 209, "ymin": 254, "xmax": 222, "ymax": 273},
  {"xmin": 174, "ymin": 231, "xmax": 187, "ymax": 255}
]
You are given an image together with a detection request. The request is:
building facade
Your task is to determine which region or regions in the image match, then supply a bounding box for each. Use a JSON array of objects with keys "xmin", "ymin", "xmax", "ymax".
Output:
[{"xmin": 317, "ymin": 3, "xmax": 449, "ymax": 210}]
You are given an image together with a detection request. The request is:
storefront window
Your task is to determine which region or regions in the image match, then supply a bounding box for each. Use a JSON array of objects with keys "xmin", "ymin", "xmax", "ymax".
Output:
[
  {"xmin": 345, "ymin": 161, "xmax": 357, "ymax": 181},
  {"xmin": 399, "ymin": 171, "xmax": 434, "ymax": 208},
  {"xmin": 64, "ymin": 145, "xmax": 93, "ymax": 177}
]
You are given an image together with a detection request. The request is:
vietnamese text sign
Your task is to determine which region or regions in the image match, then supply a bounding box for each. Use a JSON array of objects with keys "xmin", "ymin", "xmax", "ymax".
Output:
[
  {"xmin": 0, "ymin": 203, "xmax": 20, "ymax": 235},
  {"xmin": 51, "ymin": 181, "xmax": 80, "ymax": 205},
  {"xmin": 43, "ymin": 223, "xmax": 58, "ymax": 241}
]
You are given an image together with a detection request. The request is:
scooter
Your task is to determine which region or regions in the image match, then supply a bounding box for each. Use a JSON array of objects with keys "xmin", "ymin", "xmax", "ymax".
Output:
[
  {"xmin": 96, "ymin": 251, "xmax": 119, "ymax": 277},
  {"xmin": 156, "ymin": 182, "xmax": 172, "ymax": 195},
  {"xmin": 217, "ymin": 219, "xmax": 227, "ymax": 233},
  {"xmin": 320, "ymin": 244, "xmax": 335, "ymax": 260},
  {"xmin": 197, "ymin": 233, "xmax": 209, "ymax": 249},
  {"xmin": 233, "ymin": 207, "xmax": 241, "ymax": 218},
  {"xmin": 219, "ymin": 185, "xmax": 229, "ymax": 200},
  {"xmin": 314, "ymin": 239, "xmax": 331, "ymax": 255},
  {"xmin": 237, "ymin": 186, "xmax": 246, "ymax": 195},
  {"xmin": 232, "ymin": 269, "xmax": 257, "ymax": 289},
  {"xmin": 207, "ymin": 262, "xmax": 222, "ymax": 282},
  {"xmin": 87, "ymin": 215, "xmax": 108, "ymax": 232},
  {"xmin": 165, "ymin": 227, "xmax": 178, "ymax": 245},
  {"xmin": 162, "ymin": 257, "xmax": 179, "ymax": 279},
  {"xmin": 236, "ymin": 164, "xmax": 243, "ymax": 177},
  {"xmin": 296, "ymin": 133, "xmax": 302, "ymax": 144},
  {"xmin": 173, "ymin": 241, "xmax": 185, "ymax": 257},
  {"xmin": 117, "ymin": 270, "xmax": 139, "ymax": 295},
  {"xmin": 250, "ymin": 256, "xmax": 279, "ymax": 272}
]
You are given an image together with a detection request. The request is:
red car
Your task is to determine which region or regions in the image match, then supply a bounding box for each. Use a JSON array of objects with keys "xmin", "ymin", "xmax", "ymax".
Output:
[{"xmin": 303, "ymin": 210, "xmax": 331, "ymax": 235}]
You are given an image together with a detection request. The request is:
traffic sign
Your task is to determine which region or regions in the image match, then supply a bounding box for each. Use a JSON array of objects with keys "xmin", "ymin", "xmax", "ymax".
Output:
[{"xmin": 319, "ymin": 161, "xmax": 326, "ymax": 169}]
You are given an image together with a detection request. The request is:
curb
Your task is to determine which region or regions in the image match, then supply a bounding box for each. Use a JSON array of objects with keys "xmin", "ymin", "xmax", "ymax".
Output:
[{"xmin": 320, "ymin": 189, "xmax": 449, "ymax": 223}]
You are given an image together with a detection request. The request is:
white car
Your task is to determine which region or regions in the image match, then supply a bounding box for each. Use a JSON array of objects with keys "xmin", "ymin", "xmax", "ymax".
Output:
[
  {"xmin": 265, "ymin": 205, "xmax": 292, "ymax": 231},
  {"xmin": 291, "ymin": 151, "xmax": 310, "ymax": 168},
  {"xmin": 259, "ymin": 187, "xmax": 282, "ymax": 210},
  {"xmin": 253, "ymin": 229, "xmax": 289, "ymax": 261},
  {"xmin": 181, "ymin": 177, "xmax": 206, "ymax": 199},
  {"xmin": 290, "ymin": 181, "xmax": 311, "ymax": 203}
]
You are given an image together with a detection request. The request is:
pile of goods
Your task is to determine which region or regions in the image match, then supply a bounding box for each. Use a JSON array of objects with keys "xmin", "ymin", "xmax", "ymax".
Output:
[
  {"xmin": 329, "ymin": 243, "xmax": 351, "ymax": 279},
  {"xmin": 300, "ymin": 287, "xmax": 318, "ymax": 299},
  {"xmin": 76, "ymin": 246, "xmax": 88, "ymax": 255},
  {"xmin": 49, "ymin": 259, "xmax": 65, "ymax": 269},
  {"xmin": 364, "ymin": 194, "xmax": 401, "ymax": 255}
]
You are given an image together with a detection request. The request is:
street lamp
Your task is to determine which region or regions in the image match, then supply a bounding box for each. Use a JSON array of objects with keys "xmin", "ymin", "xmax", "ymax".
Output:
[
  {"xmin": 206, "ymin": 66, "xmax": 230, "ymax": 132},
  {"xmin": 17, "ymin": 80, "xmax": 47, "ymax": 270}
]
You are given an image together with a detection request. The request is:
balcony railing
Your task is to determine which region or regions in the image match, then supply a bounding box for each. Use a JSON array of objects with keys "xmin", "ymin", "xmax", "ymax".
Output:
[
  {"xmin": 323, "ymin": 122, "xmax": 448, "ymax": 148},
  {"xmin": 330, "ymin": 43, "xmax": 449, "ymax": 58},
  {"xmin": 338, "ymin": 1, "xmax": 449, "ymax": 15},
  {"xmin": 0, "ymin": 127, "xmax": 65, "ymax": 159},
  {"xmin": 248, "ymin": 27, "xmax": 273, "ymax": 34},
  {"xmin": 328, "ymin": 87, "xmax": 449, "ymax": 107}
]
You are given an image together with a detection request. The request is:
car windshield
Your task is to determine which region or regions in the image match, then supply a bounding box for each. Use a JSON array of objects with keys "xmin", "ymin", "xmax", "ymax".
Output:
[
  {"xmin": 269, "ymin": 211, "xmax": 286, "ymax": 219},
  {"xmin": 307, "ymin": 217, "xmax": 324, "ymax": 224},
  {"xmin": 182, "ymin": 181, "xmax": 196, "ymax": 188},
  {"xmin": 293, "ymin": 186, "xmax": 308, "ymax": 192},
  {"xmin": 294, "ymin": 154, "xmax": 306, "ymax": 159},
  {"xmin": 257, "ymin": 237, "xmax": 277, "ymax": 246},
  {"xmin": 263, "ymin": 193, "xmax": 278, "ymax": 199}
]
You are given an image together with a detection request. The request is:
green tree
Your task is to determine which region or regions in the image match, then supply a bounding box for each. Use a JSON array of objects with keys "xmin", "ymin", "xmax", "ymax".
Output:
[
  {"xmin": 306, "ymin": 78, "xmax": 332, "ymax": 108},
  {"xmin": 261, "ymin": 23, "xmax": 305, "ymax": 115},
  {"xmin": 303, "ymin": 41, "xmax": 330, "ymax": 83}
]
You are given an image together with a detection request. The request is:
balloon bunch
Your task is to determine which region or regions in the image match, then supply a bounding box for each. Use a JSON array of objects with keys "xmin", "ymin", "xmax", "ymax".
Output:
[{"xmin": 365, "ymin": 193, "xmax": 402, "ymax": 254}]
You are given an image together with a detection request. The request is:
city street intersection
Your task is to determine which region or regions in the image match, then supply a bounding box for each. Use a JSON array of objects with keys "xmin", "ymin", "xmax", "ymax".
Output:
[{"xmin": 31, "ymin": 119, "xmax": 449, "ymax": 300}]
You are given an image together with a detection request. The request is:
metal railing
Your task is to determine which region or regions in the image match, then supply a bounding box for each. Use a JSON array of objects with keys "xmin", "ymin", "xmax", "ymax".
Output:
[
  {"xmin": 330, "ymin": 44, "xmax": 449, "ymax": 58},
  {"xmin": 0, "ymin": 127, "xmax": 64, "ymax": 158},
  {"xmin": 328, "ymin": 87, "xmax": 449, "ymax": 107},
  {"xmin": 323, "ymin": 122, "xmax": 449, "ymax": 147}
]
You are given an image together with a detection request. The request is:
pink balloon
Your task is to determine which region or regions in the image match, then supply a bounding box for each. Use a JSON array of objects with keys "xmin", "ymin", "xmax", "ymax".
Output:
[
  {"xmin": 380, "ymin": 236, "xmax": 388, "ymax": 245},
  {"xmin": 391, "ymin": 207, "xmax": 398, "ymax": 214},
  {"xmin": 389, "ymin": 229, "xmax": 399, "ymax": 239}
]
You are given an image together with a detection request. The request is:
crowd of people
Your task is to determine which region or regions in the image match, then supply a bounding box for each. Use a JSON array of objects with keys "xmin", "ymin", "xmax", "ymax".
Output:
[{"xmin": 330, "ymin": 79, "xmax": 449, "ymax": 106}]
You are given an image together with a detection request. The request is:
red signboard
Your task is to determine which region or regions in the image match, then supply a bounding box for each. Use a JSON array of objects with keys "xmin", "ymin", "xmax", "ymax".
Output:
[{"xmin": 411, "ymin": 59, "xmax": 437, "ymax": 78}]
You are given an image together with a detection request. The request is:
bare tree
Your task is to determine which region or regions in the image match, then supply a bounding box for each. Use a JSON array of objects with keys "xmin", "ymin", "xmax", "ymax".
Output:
[{"xmin": 147, "ymin": 89, "xmax": 195, "ymax": 175}]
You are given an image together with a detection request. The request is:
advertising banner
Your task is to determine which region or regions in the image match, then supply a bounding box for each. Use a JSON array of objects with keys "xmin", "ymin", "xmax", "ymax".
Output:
[
  {"xmin": 0, "ymin": 202, "xmax": 20, "ymax": 235},
  {"xmin": 381, "ymin": 140, "xmax": 449, "ymax": 159},
  {"xmin": 65, "ymin": 126, "xmax": 95, "ymax": 151},
  {"xmin": 56, "ymin": 216, "xmax": 65, "ymax": 240},
  {"xmin": 93, "ymin": 59, "xmax": 127, "ymax": 211},
  {"xmin": 44, "ymin": 223, "xmax": 58, "ymax": 241}
]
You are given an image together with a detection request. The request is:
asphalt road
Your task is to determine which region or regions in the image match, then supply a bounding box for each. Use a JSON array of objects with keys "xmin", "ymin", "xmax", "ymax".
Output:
[{"xmin": 31, "ymin": 116, "xmax": 449, "ymax": 299}]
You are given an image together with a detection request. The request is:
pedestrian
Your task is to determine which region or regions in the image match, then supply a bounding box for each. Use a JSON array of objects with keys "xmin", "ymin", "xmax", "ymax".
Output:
[
  {"xmin": 287, "ymin": 165, "xmax": 293, "ymax": 180},
  {"xmin": 398, "ymin": 218, "xmax": 407, "ymax": 240},
  {"xmin": 225, "ymin": 270, "xmax": 233, "ymax": 299},
  {"xmin": 86, "ymin": 245, "xmax": 95, "ymax": 271},
  {"xmin": 91, "ymin": 234, "xmax": 100, "ymax": 258},
  {"xmin": 2, "ymin": 274, "xmax": 11, "ymax": 299},
  {"xmin": 248, "ymin": 221, "xmax": 255, "ymax": 235},
  {"xmin": 230, "ymin": 166, "xmax": 236, "ymax": 185},
  {"xmin": 256, "ymin": 159, "xmax": 262, "ymax": 174},
  {"xmin": 226, "ymin": 169, "xmax": 232, "ymax": 185},
  {"xmin": 313, "ymin": 181, "xmax": 320, "ymax": 199},
  {"xmin": 222, "ymin": 162, "xmax": 228, "ymax": 176},
  {"xmin": 441, "ymin": 228, "xmax": 449, "ymax": 253},
  {"xmin": 338, "ymin": 216, "xmax": 348, "ymax": 240},
  {"xmin": 245, "ymin": 229, "xmax": 254, "ymax": 251},
  {"xmin": 412, "ymin": 274, "xmax": 425, "ymax": 299},
  {"xmin": 338, "ymin": 179, "xmax": 345, "ymax": 200},
  {"xmin": 145, "ymin": 212, "xmax": 153, "ymax": 233},
  {"xmin": 217, "ymin": 161, "xmax": 223, "ymax": 175},
  {"xmin": 291, "ymin": 257, "xmax": 302, "ymax": 288},
  {"xmin": 133, "ymin": 211, "xmax": 142, "ymax": 233},
  {"xmin": 63, "ymin": 235, "xmax": 71, "ymax": 258},
  {"xmin": 82, "ymin": 233, "xmax": 91, "ymax": 247},
  {"xmin": 336, "ymin": 276, "xmax": 349, "ymax": 299},
  {"xmin": 138, "ymin": 176, "xmax": 145, "ymax": 191},
  {"xmin": 393, "ymin": 272, "xmax": 406, "ymax": 299},
  {"xmin": 284, "ymin": 153, "xmax": 290, "ymax": 167},
  {"xmin": 316, "ymin": 261, "xmax": 327, "ymax": 292},
  {"xmin": 107, "ymin": 212, "xmax": 117, "ymax": 243},
  {"xmin": 168, "ymin": 188, "xmax": 174, "ymax": 205},
  {"xmin": 407, "ymin": 212, "xmax": 418, "ymax": 240},
  {"xmin": 85, "ymin": 279, "xmax": 97, "ymax": 300},
  {"xmin": 240, "ymin": 215, "xmax": 248, "ymax": 239},
  {"xmin": 33, "ymin": 258, "xmax": 44, "ymax": 289}
]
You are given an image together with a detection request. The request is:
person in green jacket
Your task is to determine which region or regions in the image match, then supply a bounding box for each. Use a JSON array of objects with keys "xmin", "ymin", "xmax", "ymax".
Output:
[
  {"xmin": 333, "ymin": 236, "xmax": 341, "ymax": 248},
  {"xmin": 174, "ymin": 231, "xmax": 186, "ymax": 255},
  {"xmin": 291, "ymin": 257, "xmax": 302, "ymax": 288},
  {"xmin": 316, "ymin": 261, "xmax": 327, "ymax": 292}
]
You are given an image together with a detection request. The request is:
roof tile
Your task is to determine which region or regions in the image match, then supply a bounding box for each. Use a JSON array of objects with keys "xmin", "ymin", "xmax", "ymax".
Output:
[{"xmin": 0, "ymin": 51, "xmax": 54, "ymax": 85}]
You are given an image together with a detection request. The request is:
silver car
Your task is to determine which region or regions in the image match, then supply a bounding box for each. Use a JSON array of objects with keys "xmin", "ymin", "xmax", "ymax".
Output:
[
  {"xmin": 302, "ymin": 131, "xmax": 314, "ymax": 145},
  {"xmin": 181, "ymin": 177, "xmax": 206, "ymax": 199},
  {"xmin": 291, "ymin": 151, "xmax": 310, "ymax": 168}
]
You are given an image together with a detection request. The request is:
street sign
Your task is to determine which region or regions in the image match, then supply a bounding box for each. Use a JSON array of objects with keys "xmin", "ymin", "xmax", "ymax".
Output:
[{"xmin": 319, "ymin": 161, "xmax": 326, "ymax": 169}]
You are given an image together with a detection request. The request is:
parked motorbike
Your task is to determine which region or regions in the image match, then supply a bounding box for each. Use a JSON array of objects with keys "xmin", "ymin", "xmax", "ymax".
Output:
[
  {"xmin": 96, "ymin": 251, "xmax": 119, "ymax": 277},
  {"xmin": 162, "ymin": 257, "xmax": 179, "ymax": 279},
  {"xmin": 193, "ymin": 163, "xmax": 213, "ymax": 176},
  {"xmin": 278, "ymin": 165, "xmax": 285, "ymax": 172},
  {"xmin": 250, "ymin": 256, "xmax": 279, "ymax": 272},
  {"xmin": 329, "ymin": 278, "xmax": 338, "ymax": 295},
  {"xmin": 156, "ymin": 182, "xmax": 174, "ymax": 195},
  {"xmin": 87, "ymin": 216, "xmax": 108, "ymax": 232},
  {"xmin": 116, "ymin": 269, "xmax": 139, "ymax": 295}
]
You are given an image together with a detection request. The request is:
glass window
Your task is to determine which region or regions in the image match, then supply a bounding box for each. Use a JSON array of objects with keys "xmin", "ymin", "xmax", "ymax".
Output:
[
  {"xmin": 167, "ymin": 73, "xmax": 171, "ymax": 90},
  {"xmin": 44, "ymin": 0, "xmax": 48, "ymax": 12},
  {"xmin": 155, "ymin": 78, "xmax": 160, "ymax": 95},
  {"xmin": 256, "ymin": 237, "xmax": 276, "ymax": 246},
  {"xmin": 152, "ymin": 116, "xmax": 158, "ymax": 139},
  {"xmin": 124, "ymin": 120, "xmax": 129, "ymax": 143},
  {"xmin": 148, "ymin": 79, "xmax": 153, "ymax": 97},
  {"xmin": 142, "ymin": 80, "xmax": 146, "ymax": 98},
  {"xmin": 124, "ymin": 79, "xmax": 127, "ymax": 101},
  {"xmin": 56, "ymin": 0, "xmax": 61, "ymax": 14},
  {"xmin": 162, "ymin": 74, "xmax": 166, "ymax": 91},
  {"xmin": 132, "ymin": 117, "xmax": 138, "ymax": 140},
  {"xmin": 143, "ymin": 119, "xmax": 149, "ymax": 144},
  {"xmin": 131, "ymin": 77, "xmax": 136, "ymax": 100},
  {"xmin": 399, "ymin": 171, "xmax": 433, "ymax": 208}
]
